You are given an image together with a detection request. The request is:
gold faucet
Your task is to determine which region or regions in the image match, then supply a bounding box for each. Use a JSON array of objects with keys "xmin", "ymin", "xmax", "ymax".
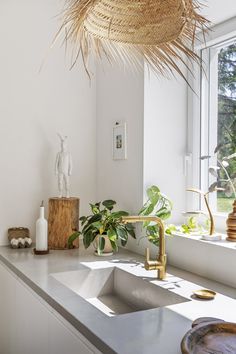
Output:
[{"xmin": 121, "ymin": 216, "xmax": 167, "ymax": 280}]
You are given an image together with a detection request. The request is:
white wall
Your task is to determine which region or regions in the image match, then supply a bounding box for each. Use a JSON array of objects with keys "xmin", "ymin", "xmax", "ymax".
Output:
[
  {"xmin": 96, "ymin": 63, "xmax": 144, "ymax": 251},
  {"xmin": 144, "ymin": 68, "xmax": 188, "ymax": 224},
  {"xmin": 0, "ymin": 0, "xmax": 96, "ymax": 245}
]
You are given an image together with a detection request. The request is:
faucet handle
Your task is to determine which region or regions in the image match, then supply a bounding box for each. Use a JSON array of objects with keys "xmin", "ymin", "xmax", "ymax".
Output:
[{"xmin": 145, "ymin": 247, "xmax": 158, "ymax": 270}]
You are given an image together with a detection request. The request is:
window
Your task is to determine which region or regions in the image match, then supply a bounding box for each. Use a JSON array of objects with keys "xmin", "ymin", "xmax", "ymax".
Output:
[{"xmin": 200, "ymin": 39, "xmax": 236, "ymax": 214}]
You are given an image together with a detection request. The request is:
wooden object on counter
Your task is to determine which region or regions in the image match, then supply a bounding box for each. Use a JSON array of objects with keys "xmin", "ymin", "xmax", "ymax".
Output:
[
  {"xmin": 48, "ymin": 197, "xmax": 79, "ymax": 249},
  {"xmin": 181, "ymin": 317, "xmax": 236, "ymax": 354},
  {"xmin": 8, "ymin": 227, "xmax": 29, "ymax": 241},
  {"xmin": 226, "ymin": 200, "xmax": 236, "ymax": 242}
]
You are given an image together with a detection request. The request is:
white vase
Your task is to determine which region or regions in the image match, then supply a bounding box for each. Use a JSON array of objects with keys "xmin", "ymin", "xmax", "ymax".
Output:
[
  {"xmin": 93, "ymin": 235, "xmax": 113, "ymax": 256},
  {"xmin": 36, "ymin": 204, "xmax": 48, "ymax": 251}
]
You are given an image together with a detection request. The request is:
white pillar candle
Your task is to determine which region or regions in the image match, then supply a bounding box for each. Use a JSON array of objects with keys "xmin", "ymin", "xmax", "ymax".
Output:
[{"xmin": 36, "ymin": 201, "xmax": 48, "ymax": 251}]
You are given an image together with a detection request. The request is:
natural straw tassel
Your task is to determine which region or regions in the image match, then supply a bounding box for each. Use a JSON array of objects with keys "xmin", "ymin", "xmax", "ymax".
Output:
[{"xmin": 54, "ymin": 0, "xmax": 209, "ymax": 82}]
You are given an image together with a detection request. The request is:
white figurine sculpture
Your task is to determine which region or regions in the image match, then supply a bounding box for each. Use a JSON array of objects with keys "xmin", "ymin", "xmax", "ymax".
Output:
[{"xmin": 55, "ymin": 134, "xmax": 73, "ymax": 198}]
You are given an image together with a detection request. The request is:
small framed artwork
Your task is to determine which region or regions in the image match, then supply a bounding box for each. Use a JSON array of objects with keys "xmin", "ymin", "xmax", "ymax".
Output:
[{"xmin": 113, "ymin": 123, "xmax": 127, "ymax": 160}]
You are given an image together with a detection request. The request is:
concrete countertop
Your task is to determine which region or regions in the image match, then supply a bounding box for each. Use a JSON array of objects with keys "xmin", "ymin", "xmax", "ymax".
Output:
[{"xmin": 0, "ymin": 245, "xmax": 236, "ymax": 354}]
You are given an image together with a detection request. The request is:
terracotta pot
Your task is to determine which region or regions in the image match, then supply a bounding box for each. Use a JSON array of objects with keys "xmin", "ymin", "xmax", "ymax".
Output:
[
  {"xmin": 226, "ymin": 200, "xmax": 236, "ymax": 242},
  {"xmin": 93, "ymin": 235, "xmax": 113, "ymax": 255}
]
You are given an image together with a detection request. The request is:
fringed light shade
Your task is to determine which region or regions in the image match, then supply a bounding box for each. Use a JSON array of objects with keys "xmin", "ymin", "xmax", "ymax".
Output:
[{"xmin": 57, "ymin": 0, "xmax": 209, "ymax": 79}]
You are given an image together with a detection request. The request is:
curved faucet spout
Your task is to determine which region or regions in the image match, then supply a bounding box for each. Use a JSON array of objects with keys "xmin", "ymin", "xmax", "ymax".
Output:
[{"xmin": 121, "ymin": 216, "xmax": 167, "ymax": 280}]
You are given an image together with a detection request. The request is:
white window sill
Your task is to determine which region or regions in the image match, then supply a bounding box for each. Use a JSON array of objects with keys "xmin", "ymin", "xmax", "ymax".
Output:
[
  {"xmin": 166, "ymin": 232, "xmax": 236, "ymax": 289},
  {"xmin": 171, "ymin": 232, "xmax": 236, "ymax": 251}
]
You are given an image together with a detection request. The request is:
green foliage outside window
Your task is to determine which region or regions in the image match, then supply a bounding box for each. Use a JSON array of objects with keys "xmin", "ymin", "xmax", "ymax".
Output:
[{"xmin": 217, "ymin": 43, "xmax": 236, "ymax": 211}]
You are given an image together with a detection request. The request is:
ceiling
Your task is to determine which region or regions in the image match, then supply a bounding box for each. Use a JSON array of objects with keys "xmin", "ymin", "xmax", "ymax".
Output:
[{"xmin": 201, "ymin": 0, "xmax": 236, "ymax": 25}]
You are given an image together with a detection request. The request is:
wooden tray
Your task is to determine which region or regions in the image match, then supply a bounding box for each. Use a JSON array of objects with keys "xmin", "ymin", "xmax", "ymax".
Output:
[{"xmin": 181, "ymin": 317, "xmax": 236, "ymax": 354}]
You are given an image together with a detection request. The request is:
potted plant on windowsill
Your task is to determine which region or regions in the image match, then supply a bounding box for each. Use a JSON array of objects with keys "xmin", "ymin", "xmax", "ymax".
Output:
[
  {"xmin": 68, "ymin": 200, "xmax": 136, "ymax": 255},
  {"xmin": 139, "ymin": 185, "xmax": 173, "ymax": 245}
]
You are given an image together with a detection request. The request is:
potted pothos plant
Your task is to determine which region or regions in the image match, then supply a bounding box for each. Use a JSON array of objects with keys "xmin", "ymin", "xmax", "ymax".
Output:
[
  {"xmin": 139, "ymin": 185, "xmax": 172, "ymax": 246},
  {"xmin": 68, "ymin": 200, "xmax": 135, "ymax": 255}
]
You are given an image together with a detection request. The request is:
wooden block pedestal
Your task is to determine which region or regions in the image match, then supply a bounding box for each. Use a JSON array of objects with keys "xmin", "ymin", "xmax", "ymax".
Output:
[{"xmin": 48, "ymin": 197, "xmax": 80, "ymax": 249}]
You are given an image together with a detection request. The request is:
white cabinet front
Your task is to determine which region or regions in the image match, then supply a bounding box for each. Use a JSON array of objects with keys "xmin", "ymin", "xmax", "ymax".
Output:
[{"xmin": 0, "ymin": 262, "xmax": 100, "ymax": 354}]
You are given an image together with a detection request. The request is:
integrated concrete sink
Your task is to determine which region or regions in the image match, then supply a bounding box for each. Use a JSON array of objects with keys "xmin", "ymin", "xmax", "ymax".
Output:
[{"xmin": 51, "ymin": 267, "xmax": 188, "ymax": 317}]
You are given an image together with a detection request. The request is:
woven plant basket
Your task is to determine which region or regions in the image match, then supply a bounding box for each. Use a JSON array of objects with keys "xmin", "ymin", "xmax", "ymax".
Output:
[
  {"xmin": 8, "ymin": 227, "xmax": 29, "ymax": 241},
  {"xmin": 56, "ymin": 0, "xmax": 209, "ymax": 80}
]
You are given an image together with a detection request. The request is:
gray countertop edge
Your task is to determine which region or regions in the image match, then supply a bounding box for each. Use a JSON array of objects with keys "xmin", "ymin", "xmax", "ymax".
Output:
[{"xmin": 0, "ymin": 253, "xmax": 116, "ymax": 354}]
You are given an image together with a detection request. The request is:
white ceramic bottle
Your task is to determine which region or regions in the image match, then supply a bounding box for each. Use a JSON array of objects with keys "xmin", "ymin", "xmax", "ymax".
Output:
[{"xmin": 36, "ymin": 201, "xmax": 48, "ymax": 251}]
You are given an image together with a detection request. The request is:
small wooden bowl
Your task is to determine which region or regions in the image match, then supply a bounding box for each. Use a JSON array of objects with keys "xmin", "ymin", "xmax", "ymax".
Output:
[
  {"xmin": 193, "ymin": 289, "xmax": 216, "ymax": 300},
  {"xmin": 181, "ymin": 318, "xmax": 236, "ymax": 354}
]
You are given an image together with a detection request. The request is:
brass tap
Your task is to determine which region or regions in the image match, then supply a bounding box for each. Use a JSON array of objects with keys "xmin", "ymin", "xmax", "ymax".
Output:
[{"xmin": 121, "ymin": 216, "xmax": 167, "ymax": 280}]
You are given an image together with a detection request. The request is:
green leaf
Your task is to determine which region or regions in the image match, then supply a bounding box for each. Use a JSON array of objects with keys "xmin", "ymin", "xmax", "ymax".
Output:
[
  {"xmin": 138, "ymin": 201, "xmax": 149, "ymax": 215},
  {"xmin": 209, "ymin": 182, "xmax": 218, "ymax": 193},
  {"xmin": 67, "ymin": 232, "xmax": 81, "ymax": 248},
  {"xmin": 147, "ymin": 234, "xmax": 159, "ymax": 246},
  {"xmin": 102, "ymin": 200, "xmax": 116, "ymax": 210},
  {"xmin": 116, "ymin": 226, "xmax": 128, "ymax": 241},
  {"xmin": 147, "ymin": 185, "xmax": 160, "ymax": 196},
  {"xmin": 79, "ymin": 216, "xmax": 87, "ymax": 222},
  {"xmin": 83, "ymin": 230, "xmax": 96, "ymax": 249},
  {"xmin": 147, "ymin": 185, "xmax": 160, "ymax": 205},
  {"xmin": 121, "ymin": 238, "xmax": 128, "ymax": 247},
  {"xmin": 146, "ymin": 224, "xmax": 159, "ymax": 236},
  {"xmin": 92, "ymin": 221, "xmax": 103, "ymax": 231},
  {"xmin": 79, "ymin": 216, "xmax": 88, "ymax": 226},
  {"xmin": 111, "ymin": 211, "xmax": 129, "ymax": 218},
  {"xmin": 142, "ymin": 221, "xmax": 151, "ymax": 228},
  {"xmin": 107, "ymin": 227, "xmax": 117, "ymax": 242},
  {"xmin": 160, "ymin": 193, "xmax": 173, "ymax": 209},
  {"xmin": 89, "ymin": 203, "xmax": 100, "ymax": 214},
  {"xmin": 165, "ymin": 224, "xmax": 177, "ymax": 235},
  {"xmin": 125, "ymin": 224, "xmax": 136, "ymax": 238},
  {"xmin": 109, "ymin": 239, "xmax": 118, "ymax": 252},
  {"xmin": 180, "ymin": 224, "xmax": 190, "ymax": 234},
  {"xmin": 214, "ymin": 143, "xmax": 224, "ymax": 154},
  {"xmin": 108, "ymin": 234, "xmax": 117, "ymax": 242},
  {"xmin": 226, "ymin": 152, "xmax": 236, "ymax": 160},
  {"xmin": 87, "ymin": 214, "xmax": 102, "ymax": 225},
  {"xmin": 140, "ymin": 203, "xmax": 154, "ymax": 216},
  {"xmin": 187, "ymin": 217, "xmax": 197, "ymax": 229},
  {"xmin": 97, "ymin": 236, "xmax": 105, "ymax": 255},
  {"xmin": 155, "ymin": 208, "xmax": 171, "ymax": 220}
]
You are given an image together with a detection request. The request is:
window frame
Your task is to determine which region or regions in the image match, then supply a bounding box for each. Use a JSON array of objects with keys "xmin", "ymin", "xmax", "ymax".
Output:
[{"xmin": 187, "ymin": 17, "xmax": 236, "ymax": 232}]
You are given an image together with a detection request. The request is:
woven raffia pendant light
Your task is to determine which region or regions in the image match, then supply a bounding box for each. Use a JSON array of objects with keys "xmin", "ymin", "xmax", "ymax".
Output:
[{"xmin": 57, "ymin": 0, "xmax": 209, "ymax": 79}]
